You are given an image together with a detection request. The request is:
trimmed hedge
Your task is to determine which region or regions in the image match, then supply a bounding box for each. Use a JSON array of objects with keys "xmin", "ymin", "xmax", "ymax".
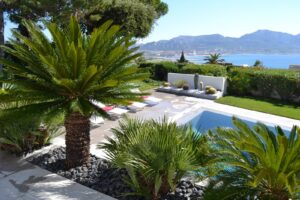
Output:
[
  {"xmin": 227, "ymin": 68, "xmax": 300, "ymax": 102},
  {"xmin": 139, "ymin": 61, "xmax": 227, "ymax": 81},
  {"xmin": 139, "ymin": 61, "xmax": 300, "ymax": 102}
]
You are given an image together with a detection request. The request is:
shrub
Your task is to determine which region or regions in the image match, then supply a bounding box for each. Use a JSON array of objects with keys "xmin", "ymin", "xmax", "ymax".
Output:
[
  {"xmin": 151, "ymin": 61, "xmax": 179, "ymax": 81},
  {"xmin": 227, "ymin": 67, "xmax": 300, "ymax": 102},
  {"xmin": 182, "ymin": 83, "xmax": 189, "ymax": 90},
  {"xmin": 181, "ymin": 64, "xmax": 227, "ymax": 77},
  {"xmin": 100, "ymin": 117, "xmax": 213, "ymax": 200},
  {"xmin": 227, "ymin": 68, "xmax": 253, "ymax": 96},
  {"xmin": 139, "ymin": 61, "xmax": 227, "ymax": 81},
  {"xmin": 205, "ymin": 86, "xmax": 217, "ymax": 94},
  {"xmin": 174, "ymin": 79, "xmax": 187, "ymax": 88},
  {"xmin": 162, "ymin": 82, "xmax": 170, "ymax": 87},
  {"xmin": 0, "ymin": 112, "xmax": 64, "ymax": 155},
  {"xmin": 271, "ymin": 74, "xmax": 299, "ymax": 101},
  {"xmin": 205, "ymin": 117, "xmax": 300, "ymax": 200}
]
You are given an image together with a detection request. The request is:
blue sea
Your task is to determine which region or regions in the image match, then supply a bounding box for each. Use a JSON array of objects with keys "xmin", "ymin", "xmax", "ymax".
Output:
[{"xmin": 180, "ymin": 54, "xmax": 300, "ymax": 69}]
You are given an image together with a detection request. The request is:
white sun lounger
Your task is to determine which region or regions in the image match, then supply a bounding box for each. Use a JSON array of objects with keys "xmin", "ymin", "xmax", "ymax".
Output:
[
  {"xmin": 108, "ymin": 107, "xmax": 129, "ymax": 115},
  {"xmin": 91, "ymin": 100, "xmax": 129, "ymax": 120},
  {"xmin": 144, "ymin": 96, "xmax": 162, "ymax": 106},
  {"xmin": 90, "ymin": 115, "xmax": 104, "ymax": 124},
  {"xmin": 144, "ymin": 96, "xmax": 162, "ymax": 102},
  {"xmin": 127, "ymin": 102, "xmax": 148, "ymax": 112}
]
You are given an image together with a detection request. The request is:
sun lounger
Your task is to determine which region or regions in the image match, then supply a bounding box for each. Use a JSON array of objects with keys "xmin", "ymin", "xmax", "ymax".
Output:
[
  {"xmin": 143, "ymin": 96, "xmax": 162, "ymax": 106},
  {"xmin": 108, "ymin": 107, "xmax": 129, "ymax": 115},
  {"xmin": 92, "ymin": 100, "xmax": 129, "ymax": 120},
  {"xmin": 90, "ymin": 115, "xmax": 104, "ymax": 124},
  {"xmin": 127, "ymin": 102, "xmax": 148, "ymax": 112},
  {"xmin": 129, "ymin": 88, "xmax": 162, "ymax": 106}
]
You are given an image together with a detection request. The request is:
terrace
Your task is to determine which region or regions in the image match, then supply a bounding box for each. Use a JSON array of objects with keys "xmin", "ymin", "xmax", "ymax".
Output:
[{"xmin": 2, "ymin": 90, "xmax": 300, "ymax": 200}]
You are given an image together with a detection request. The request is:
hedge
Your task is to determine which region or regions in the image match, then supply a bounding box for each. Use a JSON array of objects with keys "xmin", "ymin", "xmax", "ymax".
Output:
[
  {"xmin": 227, "ymin": 68, "xmax": 300, "ymax": 102},
  {"xmin": 139, "ymin": 61, "xmax": 227, "ymax": 81},
  {"xmin": 139, "ymin": 61, "xmax": 300, "ymax": 102}
]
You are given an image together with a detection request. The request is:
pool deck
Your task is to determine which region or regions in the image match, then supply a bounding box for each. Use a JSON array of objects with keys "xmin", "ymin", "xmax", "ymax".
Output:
[{"xmin": 1, "ymin": 90, "xmax": 300, "ymax": 200}]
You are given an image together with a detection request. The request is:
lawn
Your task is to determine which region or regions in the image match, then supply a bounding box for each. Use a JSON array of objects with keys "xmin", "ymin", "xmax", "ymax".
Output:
[
  {"xmin": 135, "ymin": 79, "xmax": 162, "ymax": 91},
  {"xmin": 215, "ymin": 96, "xmax": 300, "ymax": 120}
]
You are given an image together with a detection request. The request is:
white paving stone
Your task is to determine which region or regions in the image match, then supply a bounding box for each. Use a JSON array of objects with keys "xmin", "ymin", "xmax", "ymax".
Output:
[{"xmin": 0, "ymin": 151, "xmax": 116, "ymax": 200}]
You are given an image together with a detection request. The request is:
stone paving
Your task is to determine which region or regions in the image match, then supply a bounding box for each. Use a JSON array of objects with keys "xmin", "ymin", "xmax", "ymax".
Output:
[
  {"xmin": 1, "ymin": 90, "xmax": 300, "ymax": 200},
  {"xmin": 0, "ymin": 148, "xmax": 116, "ymax": 200}
]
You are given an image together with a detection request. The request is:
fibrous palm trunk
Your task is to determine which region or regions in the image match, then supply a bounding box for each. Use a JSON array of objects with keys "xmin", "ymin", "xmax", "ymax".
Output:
[{"xmin": 64, "ymin": 112, "xmax": 90, "ymax": 168}]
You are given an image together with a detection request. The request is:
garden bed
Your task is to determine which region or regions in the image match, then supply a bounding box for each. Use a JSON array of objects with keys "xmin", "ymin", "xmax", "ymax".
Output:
[{"xmin": 27, "ymin": 147, "xmax": 205, "ymax": 200}]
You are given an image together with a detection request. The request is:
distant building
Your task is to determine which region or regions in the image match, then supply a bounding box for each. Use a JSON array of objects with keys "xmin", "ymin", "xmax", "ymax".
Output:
[{"xmin": 289, "ymin": 65, "xmax": 300, "ymax": 70}]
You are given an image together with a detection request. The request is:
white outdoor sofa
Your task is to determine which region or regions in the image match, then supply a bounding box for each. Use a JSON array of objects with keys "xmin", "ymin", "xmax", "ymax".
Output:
[{"xmin": 157, "ymin": 73, "xmax": 227, "ymax": 100}]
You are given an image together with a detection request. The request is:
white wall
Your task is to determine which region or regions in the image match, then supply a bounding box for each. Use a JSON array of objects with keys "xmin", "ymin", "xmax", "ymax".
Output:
[
  {"xmin": 168, "ymin": 73, "xmax": 195, "ymax": 88},
  {"xmin": 168, "ymin": 73, "xmax": 227, "ymax": 94}
]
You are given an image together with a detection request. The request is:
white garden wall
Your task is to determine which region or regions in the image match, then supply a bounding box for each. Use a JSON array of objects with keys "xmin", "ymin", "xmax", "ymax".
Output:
[
  {"xmin": 168, "ymin": 73, "xmax": 195, "ymax": 88},
  {"xmin": 167, "ymin": 73, "xmax": 227, "ymax": 94}
]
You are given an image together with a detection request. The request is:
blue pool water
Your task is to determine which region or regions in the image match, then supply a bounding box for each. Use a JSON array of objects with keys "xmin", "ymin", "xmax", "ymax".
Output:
[{"xmin": 188, "ymin": 110, "xmax": 290, "ymax": 134}]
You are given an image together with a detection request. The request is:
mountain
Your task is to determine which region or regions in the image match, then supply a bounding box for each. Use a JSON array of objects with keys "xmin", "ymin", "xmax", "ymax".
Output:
[{"xmin": 140, "ymin": 30, "xmax": 300, "ymax": 54}]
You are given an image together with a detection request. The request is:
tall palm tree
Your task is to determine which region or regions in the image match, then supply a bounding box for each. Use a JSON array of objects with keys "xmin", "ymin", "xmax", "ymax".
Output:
[
  {"xmin": 204, "ymin": 53, "xmax": 224, "ymax": 64},
  {"xmin": 0, "ymin": 16, "xmax": 148, "ymax": 168},
  {"xmin": 205, "ymin": 117, "xmax": 300, "ymax": 200}
]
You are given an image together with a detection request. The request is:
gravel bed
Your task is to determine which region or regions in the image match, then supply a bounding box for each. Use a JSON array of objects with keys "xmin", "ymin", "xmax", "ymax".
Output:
[{"xmin": 27, "ymin": 147, "xmax": 204, "ymax": 200}]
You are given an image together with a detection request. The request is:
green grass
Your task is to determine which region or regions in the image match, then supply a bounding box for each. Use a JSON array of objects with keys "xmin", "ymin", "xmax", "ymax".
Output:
[
  {"xmin": 135, "ymin": 79, "xmax": 162, "ymax": 91},
  {"xmin": 215, "ymin": 96, "xmax": 300, "ymax": 120}
]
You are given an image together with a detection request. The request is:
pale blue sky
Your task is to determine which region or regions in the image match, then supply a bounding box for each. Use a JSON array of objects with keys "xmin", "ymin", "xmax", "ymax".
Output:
[
  {"xmin": 141, "ymin": 0, "xmax": 300, "ymax": 43},
  {"xmin": 4, "ymin": 0, "xmax": 300, "ymax": 43}
]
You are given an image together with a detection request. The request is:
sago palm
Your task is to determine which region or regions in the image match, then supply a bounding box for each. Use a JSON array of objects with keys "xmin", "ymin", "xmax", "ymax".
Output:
[
  {"xmin": 100, "ymin": 117, "xmax": 214, "ymax": 200},
  {"xmin": 205, "ymin": 117, "xmax": 300, "ymax": 200},
  {"xmin": 0, "ymin": 16, "xmax": 148, "ymax": 168},
  {"xmin": 204, "ymin": 53, "xmax": 224, "ymax": 64}
]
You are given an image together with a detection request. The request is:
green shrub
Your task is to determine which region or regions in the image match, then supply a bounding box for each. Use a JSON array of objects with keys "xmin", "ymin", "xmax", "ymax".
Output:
[
  {"xmin": 227, "ymin": 68, "xmax": 253, "ymax": 96},
  {"xmin": 139, "ymin": 61, "xmax": 227, "ymax": 81},
  {"xmin": 205, "ymin": 117, "xmax": 300, "ymax": 200},
  {"xmin": 182, "ymin": 83, "xmax": 189, "ymax": 90},
  {"xmin": 174, "ymin": 79, "xmax": 187, "ymax": 88},
  {"xmin": 100, "ymin": 117, "xmax": 214, "ymax": 200},
  {"xmin": 181, "ymin": 64, "xmax": 227, "ymax": 76},
  {"xmin": 162, "ymin": 82, "xmax": 170, "ymax": 87},
  {"xmin": 151, "ymin": 61, "xmax": 179, "ymax": 81},
  {"xmin": 205, "ymin": 86, "xmax": 217, "ymax": 94},
  {"xmin": 227, "ymin": 67, "xmax": 300, "ymax": 101},
  {"xmin": 0, "ymin": 111, "xmax": 64, "ymax": 155}
]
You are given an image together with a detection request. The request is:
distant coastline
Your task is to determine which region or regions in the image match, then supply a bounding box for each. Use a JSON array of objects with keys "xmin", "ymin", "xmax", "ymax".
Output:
[
  {"xmin": 144, "ymin": 53, "xmax": 300, "ymax": 69},
  {"xmin": 140, "ymin": 30, "xmax": 300, "ymax": 55}
]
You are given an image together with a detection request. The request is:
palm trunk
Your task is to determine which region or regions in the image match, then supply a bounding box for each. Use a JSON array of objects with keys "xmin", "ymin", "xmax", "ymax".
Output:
[
  {"xmin": 64, "ymin": 112, "xmax": 90, "ymax": 168},
  {"xmin": 0, "ymin": 7, "xmax": 4, "ymax": 72}
]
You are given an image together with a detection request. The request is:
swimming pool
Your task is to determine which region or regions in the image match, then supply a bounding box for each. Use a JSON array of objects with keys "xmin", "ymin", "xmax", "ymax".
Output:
[{"xmin": 188, "ymin": 109, "xmax": 290, "ymax": 134}]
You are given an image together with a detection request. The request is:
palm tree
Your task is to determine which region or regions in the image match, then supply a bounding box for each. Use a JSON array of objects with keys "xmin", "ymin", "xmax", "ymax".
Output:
[
  {"xmin": 100, "ymin": 117, "xmax": 214, "ymax": 200},
  {"xmin": 204, "ymin": 53, "xmax": 224, "ymax": 64},
  {"xmin": 0, "ymin": 16, "xmax": 148, "ymax": 168},
  {"xmin": 205, "ymin": 117, "xmax": 300, "ymax": 200}
]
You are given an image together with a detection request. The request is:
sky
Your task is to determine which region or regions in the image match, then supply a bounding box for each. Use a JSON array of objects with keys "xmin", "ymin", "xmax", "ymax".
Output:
[
  {"xmin": 140, "ymin": 0, "xmax": 300, "ymax": 43},
  {"xmin": 4, "ymin": 0, "xmax": 300, "ymax": 43}
]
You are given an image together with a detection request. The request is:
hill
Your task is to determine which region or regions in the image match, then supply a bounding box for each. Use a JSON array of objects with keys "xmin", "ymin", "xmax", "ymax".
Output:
[{"xmin": 140, "ymin": 30, "xmax": 300, "ymax": 54}]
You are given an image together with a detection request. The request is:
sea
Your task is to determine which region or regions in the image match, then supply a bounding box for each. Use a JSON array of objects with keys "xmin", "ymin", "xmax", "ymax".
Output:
[{"xmin": 166, "ymin": 54, "xmax": 300, "ymax": 69}]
